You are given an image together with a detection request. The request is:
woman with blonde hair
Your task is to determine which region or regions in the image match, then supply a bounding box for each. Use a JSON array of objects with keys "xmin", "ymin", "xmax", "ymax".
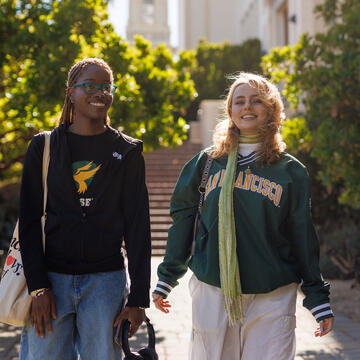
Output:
[{"xmin": 152, "ymin": 72, "xmax": 334, "ymax": 359}]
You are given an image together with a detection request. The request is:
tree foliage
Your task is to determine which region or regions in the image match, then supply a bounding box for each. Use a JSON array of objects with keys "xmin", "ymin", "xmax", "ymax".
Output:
[
  {"xmin": 262, "ymin": 0, "xmax": 360, "ymax": 281},
  {"xmin": 262, "ymin": 0, "xmax": 360, "ymax": 208},
  {"xmin": 0, "ymin": 0, "xmax": 195, "ymax": 180},
  {"xmin": 186, "ymin": 38, "xmax": 263, "ymax": 121}
]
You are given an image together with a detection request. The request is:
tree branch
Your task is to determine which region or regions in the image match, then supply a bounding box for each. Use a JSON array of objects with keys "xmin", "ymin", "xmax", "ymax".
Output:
[{"xmin": 0, "ymin": 128, "xmax": 21, "ymax": 140}]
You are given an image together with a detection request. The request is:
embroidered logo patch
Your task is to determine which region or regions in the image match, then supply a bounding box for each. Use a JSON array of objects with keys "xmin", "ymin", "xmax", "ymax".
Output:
[
  {"xmin": 72, "ymin": 161, "xmax": 101, "ymax": 195},
  {"xmin": 112, "ymin": 152, "xmax": 122, "ymax": 160}
]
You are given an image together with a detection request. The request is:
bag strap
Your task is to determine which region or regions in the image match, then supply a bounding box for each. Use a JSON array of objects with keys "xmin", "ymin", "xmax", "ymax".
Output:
[
  {"xmin": 41, "ymin": 131, "xmax": 51, "ymax": 250},
  {"xmin": 191, "ymin": 156, "xmax": 213, "ymax": 256},
  {"xmin": 197, "ymin": 157, "xmax": 213, "ymax": 214}
]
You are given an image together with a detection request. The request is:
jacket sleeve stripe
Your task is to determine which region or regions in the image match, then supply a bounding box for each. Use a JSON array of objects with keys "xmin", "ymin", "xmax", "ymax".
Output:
[
  {"xmin": 310, "ymin": 303, "xmax": 331, "ymax": 314},
  {"xmin": 314, "ymin": 310, "xmax": 333, "ymax": 321},
  {"xmin": 157, "ymin": 281, "xmax": 173, "ymax": 291},
  {"xmin": 154, "ymin": 286, "xmax": 170, "ymax": 297}
]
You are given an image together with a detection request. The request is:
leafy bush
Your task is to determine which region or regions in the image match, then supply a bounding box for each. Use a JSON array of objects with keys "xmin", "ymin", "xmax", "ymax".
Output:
[
  {"xmin": 262, "ymin": 0, "xmax": 360, "ymax": 282},
  {"xmin": 186, "ymin": 38, "xmax": 263, "ymax": 121},
  {"xmin": 0, "ymin": 0, "xmax": 196, "ymax": 181}
]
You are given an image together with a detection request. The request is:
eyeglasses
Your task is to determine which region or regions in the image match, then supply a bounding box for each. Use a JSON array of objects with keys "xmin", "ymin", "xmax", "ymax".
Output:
[{"xmin": 72, "ymin": 82, "xmax": 117, "ymax": 95}]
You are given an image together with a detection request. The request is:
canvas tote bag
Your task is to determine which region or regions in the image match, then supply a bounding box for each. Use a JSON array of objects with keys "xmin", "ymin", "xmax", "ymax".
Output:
[{"xmin": 0, "ymin": 131, "xmax": 51, "ymax": 326}]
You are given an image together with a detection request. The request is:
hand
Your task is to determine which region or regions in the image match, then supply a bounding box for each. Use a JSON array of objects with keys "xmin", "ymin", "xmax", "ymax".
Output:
[
  {"xmin": 113, "ymin": 306, "xmax": 145, "ymax": 337},
  {"xmin": 314, "ymin": 317, "xmax": 334, "ymax": 337},
  {"xmin": 152, "ymin": 293, "xmax": 171, "ymax": 313},
  {"xmin": 30, "ymin": 290, "xmax": 57, "ymax": 338}
]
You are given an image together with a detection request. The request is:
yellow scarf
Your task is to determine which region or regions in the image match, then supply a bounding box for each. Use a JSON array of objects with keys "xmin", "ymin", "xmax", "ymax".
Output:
[{"xmin": 239, "ymin": 134, "xmax": 262, "ymax": 144}]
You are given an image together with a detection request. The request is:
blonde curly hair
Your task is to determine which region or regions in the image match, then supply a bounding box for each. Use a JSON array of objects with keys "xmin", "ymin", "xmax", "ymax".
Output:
[{"xmin": 209, "ymin": 72, "xmax": 286, "ymax": 165}]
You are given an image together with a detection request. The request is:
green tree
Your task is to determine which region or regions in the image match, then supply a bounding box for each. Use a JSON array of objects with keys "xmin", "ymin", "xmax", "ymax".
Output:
[
  {"xmin": 0, "ymin": 0, "xmax": 195, "ymax": 181},
  {"xmin": 104, "ymin": 36, "xmax": 195, "ymax": 149},
  {"xmin": 262, "ymin": 0, "xmax": 360, "ymax": 281},
  {"xmin": 186, "ymin": 38, "xmax": 263, "ymax": 121},
  {"xmin": 262, "ymin": 0, "xmax": 360, "ymax": 208}
]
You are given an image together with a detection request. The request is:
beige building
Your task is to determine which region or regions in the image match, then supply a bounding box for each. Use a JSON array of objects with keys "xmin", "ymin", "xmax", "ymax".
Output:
[
  {"xmin": 238, "ymin": 0, "xmax": 325, "ymax": 51},
  {"xmin": 185, "ymin": 1, "xmax": 327, "ymax": 146},
  {"xmin": 179, "ymin": 0, "xmax": 325, "ymax": 51},
  {"xmin": 178, "ymin": 0, "xmax": 242, "ymax": 50},
  {"xmin": 126, "ymin": 0, "xmax": 170, "ymax": 46}
]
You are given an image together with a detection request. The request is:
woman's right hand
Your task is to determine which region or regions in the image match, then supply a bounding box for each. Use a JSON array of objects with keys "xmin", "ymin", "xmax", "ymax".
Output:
[
  {"xmin": 30, "ymin": 289, "xmax": 57, "ymax": 338},
  {"xmin": 152, "ymin": 293, "xmax": 171, "ymax": 313}
]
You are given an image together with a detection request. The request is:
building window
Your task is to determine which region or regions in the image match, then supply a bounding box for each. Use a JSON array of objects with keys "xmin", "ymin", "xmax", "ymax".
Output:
[{"xmin": 143, "ymin": 0, "xmax": 155, "ymax": 24}]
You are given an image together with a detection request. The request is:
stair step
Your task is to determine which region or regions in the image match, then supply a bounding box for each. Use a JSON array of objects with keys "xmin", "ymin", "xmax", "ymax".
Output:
[
  {"xmin": 151, "ymin": 231, "xmax": 168, "ymax": 240},
  {"xmin": 148, "ymin": 188, "xmax": 174, "ymax": 195},
  {"xmin": 147, "ymin": 182, "xmax": 177, "ymax": 188},
  {"xmin": 151, "ymin": 240, "xmax": 168, "ymax": 249},
  {"xmin": 149, "ymin": 201, "xmax": 170, "ymax": 208},
  {"xmin": 147, "ymin": 177, "xmax": 178, "ymax": 183},
  {"xmin": 149, "ymin": 194, "xmax": 172, "ymax": 201},
  {"xmin": 151, "ymin": 223, "xmax": 171, "ymax": 231},
  {"xmin": 151, "ymin": 248, "xmax": 166, "ymax": 256},
  {"xmin": 145, "ymin": 142, "xmax": 202, "ymax": 252},
  {"xmin": 150, "ymin": 208, "xmax": 170, "ymax": 215},
  {"xmin": 150, "ymin": 216, "xmax": 172, "ymax": 223},
  {"xmin": 146, "ymin": 170, "xmax": 182, "ymax": 176}
]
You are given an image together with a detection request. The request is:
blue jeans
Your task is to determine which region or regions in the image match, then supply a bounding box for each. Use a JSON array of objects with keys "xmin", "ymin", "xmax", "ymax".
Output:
[{"xmin": 19, "ymin": 270, "xmax": 128, "ymax": 360}]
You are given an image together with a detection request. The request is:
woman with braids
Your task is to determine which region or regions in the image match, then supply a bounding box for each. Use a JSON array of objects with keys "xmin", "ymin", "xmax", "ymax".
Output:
[
  {"xmin": 152, "ymin": 73, "xmax": 334, "ymax": 359},
  {"xmin": 18, "ymin": 58, "xmax": 151, "ymax": 359}
]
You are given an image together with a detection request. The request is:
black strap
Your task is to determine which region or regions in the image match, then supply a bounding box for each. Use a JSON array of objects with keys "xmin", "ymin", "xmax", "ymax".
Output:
[
  {"xmin": 191, "ymin": 156, "xmax": 213, "ymax": 256},
  {"xmin": 197, "ymin": 157, "xmax": 214, "ymax": 212}
]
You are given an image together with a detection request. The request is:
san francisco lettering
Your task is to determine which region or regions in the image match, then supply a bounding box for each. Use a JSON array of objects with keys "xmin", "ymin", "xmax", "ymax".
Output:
[{"xmin": 205, "ymin": 170, "xmax": 283, "ymax": 207}]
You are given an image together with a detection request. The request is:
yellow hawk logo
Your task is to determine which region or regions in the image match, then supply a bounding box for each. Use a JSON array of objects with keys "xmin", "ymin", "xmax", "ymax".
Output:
[{"xmin": 73, "ymin": 161, "xmax": 101, "ymax": 194}]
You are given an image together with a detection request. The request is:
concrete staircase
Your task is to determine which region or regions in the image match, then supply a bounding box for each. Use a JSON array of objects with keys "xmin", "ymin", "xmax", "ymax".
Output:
[{"xmin": 144, "ymin": 142, "xmax": 202, "ymax": 256}]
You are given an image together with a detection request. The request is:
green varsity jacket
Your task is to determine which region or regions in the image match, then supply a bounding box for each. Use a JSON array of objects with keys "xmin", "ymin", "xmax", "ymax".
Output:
[{"xmin": 154, "ymin": 150, "xmax": 333, "ymax": 322}]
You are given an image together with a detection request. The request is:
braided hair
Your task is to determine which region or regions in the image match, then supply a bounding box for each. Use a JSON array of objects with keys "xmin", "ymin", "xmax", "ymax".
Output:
[{"xmin": 59, "ymin": 58, "xmax": 114, "ymax": 126}]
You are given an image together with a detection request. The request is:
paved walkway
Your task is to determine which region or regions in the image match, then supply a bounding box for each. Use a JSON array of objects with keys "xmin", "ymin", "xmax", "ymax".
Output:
[{"xmin": 1, "ymin": 257, "xmax": 360, "ymax": 359}]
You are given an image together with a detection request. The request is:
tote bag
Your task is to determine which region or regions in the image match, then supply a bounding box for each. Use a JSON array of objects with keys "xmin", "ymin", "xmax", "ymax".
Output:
[{"xmin": 0, "ymin": 131, "xmax": 51, "ymax": 326}]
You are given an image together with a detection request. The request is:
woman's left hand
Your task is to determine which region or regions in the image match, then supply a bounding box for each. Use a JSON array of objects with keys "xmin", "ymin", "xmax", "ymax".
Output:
[
  {"xmin": 113, "ymin": 306, "xmax": 145, "ymax": 337},
  {"xmin": 314, "ymin": 317, "xmax": 334, "ymax": 337},
  {"xmin": 152, "ymin": 293, "xmax": 171, "ymax": 313}
]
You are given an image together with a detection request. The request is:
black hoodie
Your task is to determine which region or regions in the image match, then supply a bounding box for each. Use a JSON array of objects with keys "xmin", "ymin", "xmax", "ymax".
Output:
[{"xmin": 19, "ymin": 124, "xmax": 151, "ymax": 307}]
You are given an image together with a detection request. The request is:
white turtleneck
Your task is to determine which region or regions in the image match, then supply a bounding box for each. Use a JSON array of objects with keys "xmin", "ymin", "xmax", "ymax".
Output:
[{"xmin": 238, "ymin": 143, "xmax": 261, "ymax": 157}]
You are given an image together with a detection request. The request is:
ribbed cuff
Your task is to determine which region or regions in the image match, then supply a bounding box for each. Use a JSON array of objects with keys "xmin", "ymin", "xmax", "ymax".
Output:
[
  {"xmin": 310, "ymin": 303, "xmax": 334, "ymax": 322},
  {"xmin": 153, "ymin": 280, "xmax": 173, "ymax": 299}
]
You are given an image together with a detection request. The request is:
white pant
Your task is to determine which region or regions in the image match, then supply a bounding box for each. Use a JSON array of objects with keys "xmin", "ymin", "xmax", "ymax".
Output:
[{"xmin": 188, "ymin": 274, "xmax": 297, "ymax": 360}]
